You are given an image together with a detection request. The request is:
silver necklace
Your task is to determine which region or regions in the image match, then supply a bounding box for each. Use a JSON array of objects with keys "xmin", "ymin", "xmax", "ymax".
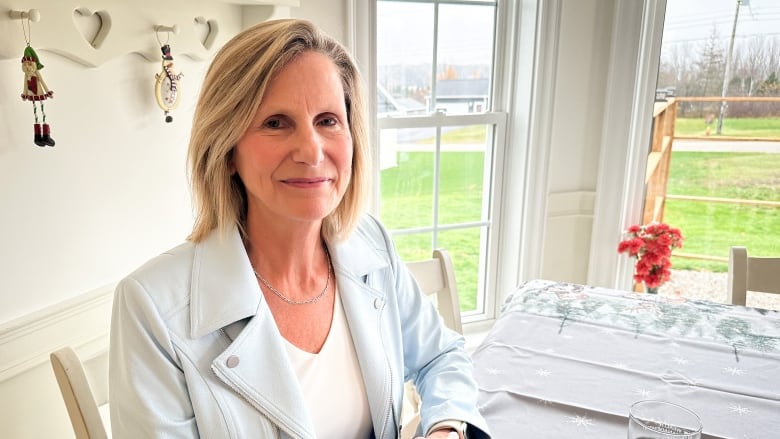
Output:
[{"xmin": 253, "ymin": 247, "xmax": 332, "ymax": 305}]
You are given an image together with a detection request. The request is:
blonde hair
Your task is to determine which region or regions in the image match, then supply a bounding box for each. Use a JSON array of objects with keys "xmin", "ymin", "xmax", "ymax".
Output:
[{"xmin": 187, "ymin": 19, "xmax": 370, "ymax": 243}]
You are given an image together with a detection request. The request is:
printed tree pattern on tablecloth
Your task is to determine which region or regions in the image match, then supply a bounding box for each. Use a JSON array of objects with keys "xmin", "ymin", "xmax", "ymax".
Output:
[
  {"xmin": 716, "ymin": 317, "xmax": 778, "ymax": 362},
  {"xmin": 504, "ymin": 280, "xmax": 780, "ymax": 361}
]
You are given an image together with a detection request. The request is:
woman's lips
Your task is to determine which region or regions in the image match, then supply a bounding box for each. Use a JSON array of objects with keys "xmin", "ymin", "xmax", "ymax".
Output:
[{"xmin": 281, "ymin": 177, "xmax": 330, "ymax": 187}]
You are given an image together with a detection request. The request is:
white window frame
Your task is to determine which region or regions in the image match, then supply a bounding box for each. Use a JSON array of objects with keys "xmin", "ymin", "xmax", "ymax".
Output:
[
  {"xmin": 372, "ymin": 0, "xmax": 509, "ymax": 324},
  {"xmin": 348, "ymin": 0, "xmax": 543, "ymax": 331}
]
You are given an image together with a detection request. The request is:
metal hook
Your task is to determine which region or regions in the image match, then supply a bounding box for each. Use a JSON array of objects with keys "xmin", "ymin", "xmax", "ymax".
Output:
[
  {"xmin": 154, "ymin": 24, "xmax": 179, "ymax": 46},
  {"xmin": 8, "ymin": 9, "xmax": 41, "ymax": 22},
  {"xmin": 10, "ymin": 10, "xmax": 38, "ymax": 45}
]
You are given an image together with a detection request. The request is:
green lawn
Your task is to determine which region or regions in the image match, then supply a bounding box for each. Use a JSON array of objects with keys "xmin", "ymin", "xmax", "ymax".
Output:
[
  {"xmin": 665, "ymin": 151, "xmax": 780, "ymax": 272},
  {"xmin": 675, "ymin": 117, "xmax": 780, "ymax": 137},
  {"xmin": 380, "ymin": 123, "xmax": 780, "ymax": 309},
  {"xmin": 418, "ymin": 125, "xmax": 487, "ymax": 144},
  {"xmin": 380, "ymin": 151, "xmax": 486, "ymax": 311}
]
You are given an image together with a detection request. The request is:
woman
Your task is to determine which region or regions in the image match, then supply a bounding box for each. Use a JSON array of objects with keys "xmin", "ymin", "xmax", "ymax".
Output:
[{"xmin": 109, "ymin": 18, "xmax": 490, "ymax": 439}]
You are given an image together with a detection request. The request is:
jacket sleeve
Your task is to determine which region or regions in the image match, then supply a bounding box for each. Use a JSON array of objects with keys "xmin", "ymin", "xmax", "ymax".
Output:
[
  {"xmin": 363, "ymin": 215, "xmax": 491, "ymax": 438},
  {"xmin": 109, "ymin": 276, "xmax": 199, "ymax": 438}
]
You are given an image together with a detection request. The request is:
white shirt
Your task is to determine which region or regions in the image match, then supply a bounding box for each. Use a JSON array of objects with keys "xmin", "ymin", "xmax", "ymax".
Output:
[{"xmin": 283, "ymin": 288, "xmax": 374, "ymax": 438}]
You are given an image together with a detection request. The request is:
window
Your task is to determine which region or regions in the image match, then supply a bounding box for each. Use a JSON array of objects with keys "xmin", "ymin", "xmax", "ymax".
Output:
[{"xmin": 374, "ymin": 0, "xmax": 506, "ymax": 321}]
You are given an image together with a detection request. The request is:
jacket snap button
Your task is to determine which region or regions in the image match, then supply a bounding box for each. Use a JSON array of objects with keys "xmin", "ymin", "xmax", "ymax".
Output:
[
  {"xmin": 373, "ymin": 298, "xmax": 384, "ymax": 309},
  {"xmin": 226, "ymin": 355, "xmax": 240, "ymax": 368}
]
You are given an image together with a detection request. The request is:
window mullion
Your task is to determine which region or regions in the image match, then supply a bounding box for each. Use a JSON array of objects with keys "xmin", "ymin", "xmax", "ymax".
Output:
[
  {"xmin": 430, "ymin": 0, "xmax": 440, "ymax": 113},
  {"xmin": 377, "ymin": 112, "xmax": 505, "ymax": 129},
  {"xmin": 433, "ymin": 125, "xmax": 442, "ymax": 248}
]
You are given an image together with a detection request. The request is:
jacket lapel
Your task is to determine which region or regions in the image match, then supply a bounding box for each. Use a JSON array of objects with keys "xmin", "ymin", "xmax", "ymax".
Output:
[
  {"xmin": 190, "ymin": 228, "xmax": 259, "ymax": 339},
  {"xmin": 212, "ymin": 310, "xmax": 316, "ymax": 439},
  {"xmin": 190, "ymin": 227, "xmax": 315, "ymax": 438},
  {"xmin": 331, "ymin": 232, "xmax": 398, "ymax": 438}
]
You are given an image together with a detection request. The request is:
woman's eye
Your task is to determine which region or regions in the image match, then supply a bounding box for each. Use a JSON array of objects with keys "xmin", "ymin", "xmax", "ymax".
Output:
[
  {"xmin": 319, "ymin": 117, "xmax": 337, "ymax": 127},
  {"xmin": 264, "ymin": 119, "xmax": 282, "ymax": 129}
]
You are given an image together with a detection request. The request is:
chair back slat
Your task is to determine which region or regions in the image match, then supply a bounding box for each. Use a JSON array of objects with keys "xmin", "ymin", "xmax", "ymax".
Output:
[
  {"xmin": 406, "ymin": 249, "xmax": 462, "ymax": 334},
  {"xmin": 50, "ymin": 347, "xmax": 110, "ymax": 439},
  {"xmin": 728, "ymin": 246, "xmax": 780, "ymax": 306}
]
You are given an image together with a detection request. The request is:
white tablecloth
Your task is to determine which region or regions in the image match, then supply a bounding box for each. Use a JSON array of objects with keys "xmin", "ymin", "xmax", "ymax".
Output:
[{"xmin": 472, "ymin": 279, "xmax": 780, "ymax": 438}]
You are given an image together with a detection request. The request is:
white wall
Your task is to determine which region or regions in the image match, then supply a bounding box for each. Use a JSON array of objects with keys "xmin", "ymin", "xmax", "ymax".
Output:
[
  {"xmin": 0, "ymin": 0, "xmax": 251, "ymax": 324},
  {"xmin": 0, "ymin": 52, "xmax": 206, "ymax": 438},
  {"xmin": 291, "ymin": 0, "xmax": 348, "ymax": 44},
  {"xmin": 0, "ymin": 52, "xmax": 202, "ymax": 323},
  {"xmin": 539, "ymin": 0, "xmax": 615, "ymax": 283}
]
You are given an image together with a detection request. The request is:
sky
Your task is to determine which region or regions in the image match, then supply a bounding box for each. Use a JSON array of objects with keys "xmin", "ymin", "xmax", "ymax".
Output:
[
  {"xmin": 376, "ymin": 1, "xmax": 495, "ymax": 65},
  {"xmin": 663, "ymin": 0, "xmax": 780, "ymax": 46},
  {"xmin": 376, "ymin": 0, "xmax": 780, "ymax": 66}
]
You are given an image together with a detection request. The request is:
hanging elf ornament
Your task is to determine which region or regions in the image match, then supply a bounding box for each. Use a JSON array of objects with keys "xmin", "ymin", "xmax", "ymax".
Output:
[
  {"xmin": 154, "ymin": 43, "xmax": 183, "ymax": 123},
  {"xmin": 21, "ymin": 45, "xmax": 55, "ymax": 147}
]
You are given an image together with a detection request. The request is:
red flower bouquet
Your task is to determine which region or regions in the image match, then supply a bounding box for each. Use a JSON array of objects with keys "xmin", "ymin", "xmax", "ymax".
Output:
[{"xmin": 618, "ymin": 222, "xmax": 684, "ymax": 291}]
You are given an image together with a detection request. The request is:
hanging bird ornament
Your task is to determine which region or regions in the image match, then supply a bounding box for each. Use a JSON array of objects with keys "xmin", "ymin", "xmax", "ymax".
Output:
[{"xmin": 21, "ymin": 45, "xmax": 55, "ymax": 147}]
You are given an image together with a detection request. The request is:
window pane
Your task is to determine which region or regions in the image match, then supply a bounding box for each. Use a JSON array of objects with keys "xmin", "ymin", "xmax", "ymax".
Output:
[
  {"xmin": 392, "ymin": 232, "xmax": 433, "ymax": 262},
  {"xmin": 379, "ymin": 127, "xmax": 436, "ymax": 230},
  {"xmin": 377, "ymin": 1, "xmax": 434, "ymax": 116},
  {"xmin": 376, "ymin": 0, "xmax": 500, "ymax": 321},
  {"xmin": 438, "ymin": 227, "xmax": 487, "ymax": 313},
  {"xmin": 438, "ymin": 125, "xmax": 490, "ymax": 224},
  {"xmin": 435, "ymin": 4, "xmax": 495, "ymax": 115}
]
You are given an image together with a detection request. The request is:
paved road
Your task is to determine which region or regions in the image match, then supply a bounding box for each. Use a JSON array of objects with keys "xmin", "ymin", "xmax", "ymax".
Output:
[{"xmin": 673, "ymin": 140, "xmax": 780, "ymax": 153}]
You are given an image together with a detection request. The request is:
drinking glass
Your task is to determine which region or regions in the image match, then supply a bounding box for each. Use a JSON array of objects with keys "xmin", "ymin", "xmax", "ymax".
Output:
[{"xmin": 628, "ymin": 400, "xmax": 702, "ymax": 439}]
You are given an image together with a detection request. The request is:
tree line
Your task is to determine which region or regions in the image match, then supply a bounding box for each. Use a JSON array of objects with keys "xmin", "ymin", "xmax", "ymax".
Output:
[{"xmin": 657, "ymin": 28, "xmax": 780, "ymax": 118}]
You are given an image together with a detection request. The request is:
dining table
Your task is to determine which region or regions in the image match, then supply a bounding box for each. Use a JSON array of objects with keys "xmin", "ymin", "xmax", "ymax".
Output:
[{"xmin": 471, "ymin": 279, "xmax": 780, "ymax": 438}]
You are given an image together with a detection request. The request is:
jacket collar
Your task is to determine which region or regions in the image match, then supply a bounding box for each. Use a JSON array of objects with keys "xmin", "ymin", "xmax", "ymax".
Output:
[
  {"xmin": 329, "ymin": 223, "xmax": 388, "ymax": 284},
  {"xmin": 189, "ymin": 223, "xmax": 389, "ymax": 339},
  {"xmin": 190, "ymin": 227, "xmax": 260, "ymax": 339}
]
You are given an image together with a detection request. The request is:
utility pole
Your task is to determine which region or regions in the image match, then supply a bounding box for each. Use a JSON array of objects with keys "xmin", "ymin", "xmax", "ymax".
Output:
[{"xmin": 717, "ymin": 0, "xmax": 748, "ymax": 135}]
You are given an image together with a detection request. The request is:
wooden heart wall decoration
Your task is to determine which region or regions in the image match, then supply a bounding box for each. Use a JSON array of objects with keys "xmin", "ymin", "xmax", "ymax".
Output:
[
  {"xmin": 194, "ymin": 16, "xmax": 219, "ymax": 50},
  {"xmin": 73, "ymin": 7, "xmax": 112, "ymax": 49}
]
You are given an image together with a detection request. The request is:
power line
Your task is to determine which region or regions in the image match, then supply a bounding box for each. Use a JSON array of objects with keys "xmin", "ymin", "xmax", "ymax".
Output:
[{"xmin": 664, "ymin": 33, "xmax": 780, "ymax": 45}]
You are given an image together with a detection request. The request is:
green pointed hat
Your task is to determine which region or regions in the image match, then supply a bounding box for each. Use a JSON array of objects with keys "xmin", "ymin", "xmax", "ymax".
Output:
[{"xmin": 22, "ymin": 46, "xmax": 44, "ymax": 70}]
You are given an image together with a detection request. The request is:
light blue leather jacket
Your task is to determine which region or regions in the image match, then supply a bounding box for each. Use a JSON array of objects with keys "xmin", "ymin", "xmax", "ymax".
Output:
[{"xmin": 110, "ymin": 214, "xmax": 490, "ymax": 439}]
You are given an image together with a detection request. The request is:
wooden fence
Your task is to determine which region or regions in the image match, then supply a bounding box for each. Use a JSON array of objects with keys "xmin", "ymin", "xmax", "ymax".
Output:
[{"xmin": 643, "ymin": 96, "xmax": 780, "ymax": 262}]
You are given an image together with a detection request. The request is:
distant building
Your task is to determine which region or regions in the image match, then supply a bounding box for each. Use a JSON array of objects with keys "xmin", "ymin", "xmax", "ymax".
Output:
[
  {"xmin": 431, "ymin": 78, "xmax": 490, "ymax": 114},
  {"xmin": 377, "ymin": 83, "xmax": 426, "ymax": 117}
]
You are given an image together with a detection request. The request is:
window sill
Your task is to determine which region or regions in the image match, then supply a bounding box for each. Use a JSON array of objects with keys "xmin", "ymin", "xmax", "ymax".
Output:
[{"xmin": 463, "ymin": 318, "xmax": 495, "ymax": 354}]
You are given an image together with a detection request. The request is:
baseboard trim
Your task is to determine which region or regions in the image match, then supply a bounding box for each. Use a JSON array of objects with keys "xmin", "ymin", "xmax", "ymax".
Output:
[{"xmin": 0, "ymin": 284, "xmax": 115, "ymax": 382}]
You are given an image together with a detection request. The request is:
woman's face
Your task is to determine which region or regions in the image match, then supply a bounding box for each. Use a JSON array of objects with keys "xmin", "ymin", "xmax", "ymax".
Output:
[{"xmin": 232, "ymin": 51, "xmax": 353, "ymax": 229}]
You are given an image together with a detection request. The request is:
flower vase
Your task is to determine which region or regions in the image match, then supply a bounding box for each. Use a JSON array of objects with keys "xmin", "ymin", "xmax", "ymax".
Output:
[{"xmin": 645, "ymin": 285, "xmax": 658, "ymax": 295}]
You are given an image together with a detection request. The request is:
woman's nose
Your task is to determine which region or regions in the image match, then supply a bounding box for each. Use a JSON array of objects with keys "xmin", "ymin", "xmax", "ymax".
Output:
[{"xmin": 291, "ymin": 126, "xmax": 325, "ymax": 165}]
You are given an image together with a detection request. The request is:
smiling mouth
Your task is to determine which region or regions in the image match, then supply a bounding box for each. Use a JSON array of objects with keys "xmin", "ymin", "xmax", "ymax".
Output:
[{"xmin": 281, "ymin": 177, "xmax": 330, "ymax": 185}]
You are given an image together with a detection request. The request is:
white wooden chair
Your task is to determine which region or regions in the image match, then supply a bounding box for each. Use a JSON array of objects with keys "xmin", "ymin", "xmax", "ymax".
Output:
[
  {"xmin": 727, "ymin": 246, "xmax": 780, "ymax": 306},
  {"xmin": 401, "ymin": 248, "xmax": 463, "ymax": 438},
  {"xmin": 50, "ymin": 347, "xmax": 111, "ymax": 439},
  {"xmin": 405, "ymin": 248, "xmax": 463, "ymax": 334}
]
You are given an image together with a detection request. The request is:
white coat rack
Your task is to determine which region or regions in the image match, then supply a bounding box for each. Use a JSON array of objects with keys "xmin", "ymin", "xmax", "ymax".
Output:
[{"xmin": 1, "ymin": 0, "xmax": 299, "ymax": 67}]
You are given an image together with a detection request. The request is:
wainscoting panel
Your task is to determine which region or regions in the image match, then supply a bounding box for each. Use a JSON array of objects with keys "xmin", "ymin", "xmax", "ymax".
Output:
[
  {"xmin": 542, "ymin": 191, "xmax": 596, "ymax": 284},
  {"xmin": 0, "ymin": 284, "xmax": 113, "ymax": 438}
]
